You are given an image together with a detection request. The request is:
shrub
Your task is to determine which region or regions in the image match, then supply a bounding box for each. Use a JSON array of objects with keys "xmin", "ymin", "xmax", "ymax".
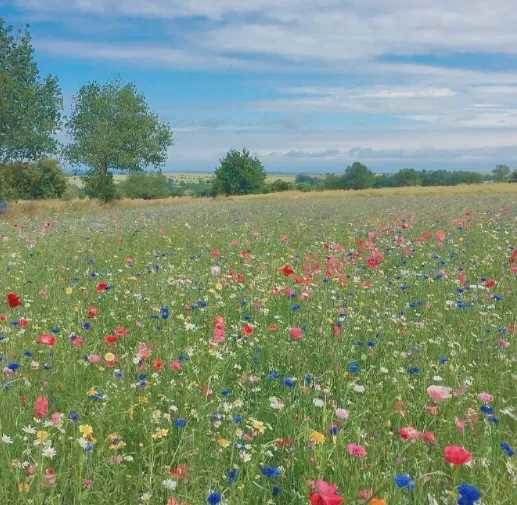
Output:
[
  {"xmin": 118, "ymin": 172, "xmax": 171, "ymax": 199},
  {"xmin": 0, "ymin": 159, "xmax": 67, "ymax": 199}
]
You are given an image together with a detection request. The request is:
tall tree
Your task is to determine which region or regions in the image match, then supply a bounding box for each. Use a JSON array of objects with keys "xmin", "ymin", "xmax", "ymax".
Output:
[
  {"xmin": 65, "ymin": 81, "xmax": 173, "ymax": 178},
  {"xmin": 0, "ymin": 19, "xmax": 62, "ymax": 162}
]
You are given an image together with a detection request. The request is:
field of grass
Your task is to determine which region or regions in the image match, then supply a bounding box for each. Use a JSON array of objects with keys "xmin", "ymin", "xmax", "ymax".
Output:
[
  {"xmin": 66, "ymin": 172, "xmax": 296, "ymax": 188},
  {"xmin": 0, "ymin": 185, "xmax": 516, "ymax": 504}
]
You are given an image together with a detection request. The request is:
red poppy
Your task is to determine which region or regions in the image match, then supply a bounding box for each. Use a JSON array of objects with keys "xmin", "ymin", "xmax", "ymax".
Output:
[
  {"xmin": 7, "ymin": 292, "xmax": 22, "ymax": 308},
  {"xmin": 152, "ymin": 358, "xmax": 165, "ymax": 371},
  {"xmin": 310, "ymin": 480, "xmax": 345, "ymax": 505},
  {"xmin": 484, "ymin": 278, "xmax": 497, "ymax": 289},
  {"xmin": 96, "ymin": 282, "xmax": 110, "ymax": 293},
  {"xmin": 444, "ymin": 445, "xmax": 472, "ymax": 465},
  {"xmin": 170, "ymin": 464, "xmax": 189, "ymax": 479},
  {"xmin": 87, "ymin": 306, "xmax": 99, "ymax": 318},
  {"xmin": 280, "ymin": 264, "xmax": 295, "ymax": 277},
  {"xmin": 242, "ymin": 323, "xmax": 255, "ymax": 336},
  {"xmin": 18, "ymin": 317, "xmax": 29, "ymax": 328},
  {"xmin": 37, "ymin": 333, "xmax": 57, "ymax": 347},
  {"xmin": 104, "ymin": 334, "xmax": 119, "ymax": 345}
]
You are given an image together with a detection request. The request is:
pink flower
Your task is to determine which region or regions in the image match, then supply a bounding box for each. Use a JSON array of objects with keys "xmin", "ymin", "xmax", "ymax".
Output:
[
  {"xmin": 335, "ymin": 408, "xmax": 349, "ymax": 420},
  {"xmin": 478, "ymin": 392, "xmax": 493, "ymax": 403},
  {"xmin": 346, "ymin": 443, "xmax": 367, "ymax": 458},
  {"xmin": 37, "ymin": 333, "xmax": 57, "ymax": 347},
  {"xmin": 50, "ymin": 412, "xmax": 63, "ymax": 425},
  {"xmin": 426, "ymin": 385, "xmax": 452, "ymax": 402},
  {"xmin": 399, "ymin": 426, "xmax": 421, "ymax": 441},
  {"xmin": 34, "ymin": 395, "xmax": 49, "ymax": 419},
  {"xmin": 422, "ymin": 431, "xmax": 436, "ymax": 445},
  {"xmin": 87, "ymin": 354, "xmax": 101, "ymax": 364},
  {"xmin": 212, "ymin": 316, "xmax": 226, "ymax": 344},
  {"xmin": 444, "ymin": 445, "xmax": 472, "ymax": 465},
  {"xmin": 290, "ymin": 327, "xmax": 304, "ymax": 341},
  {"xmin": 310, "ymin": 480, "xmax": 345, "ymax": 505},
  {"xmin": 170, "ymin": 360, "xmax": 183, "ymax": 372}
]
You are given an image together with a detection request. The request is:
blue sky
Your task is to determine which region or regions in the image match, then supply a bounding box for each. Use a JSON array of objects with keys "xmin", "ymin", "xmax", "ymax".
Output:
[{"xmin": 2, "ymin": 0, "xmax": 517, "ymax": 173}]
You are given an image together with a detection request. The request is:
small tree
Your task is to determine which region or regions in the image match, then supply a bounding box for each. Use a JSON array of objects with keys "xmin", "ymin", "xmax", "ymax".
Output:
[
  {"xmin": 65, "ymin": 81, "xmax": 173, "ymax": 201},
  {"xmin": 0, "ymin": 19, "xmax": 62, "ymax": 162},
  {"xmin": 213, "ymin": 148, "xmax": 266, "ymax": 195},
  {"xmin": 492, "ymin": 164, "xmax": 511, "ymax": 182},
  {"xmin": 342, "ymin": 162, "xmax": 375, "ymax": 189}
]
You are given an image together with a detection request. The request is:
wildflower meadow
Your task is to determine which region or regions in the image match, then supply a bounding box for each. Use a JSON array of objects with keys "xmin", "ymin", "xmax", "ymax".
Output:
[{"xmin": 1, "ymin": 187, "xmax": 516, "ymax": 505}]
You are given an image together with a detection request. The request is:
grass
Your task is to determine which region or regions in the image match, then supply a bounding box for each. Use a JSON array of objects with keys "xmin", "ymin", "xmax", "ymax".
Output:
[{"xmin": 0, "ymin": 185, "xmax": 515, "ymax": 504}]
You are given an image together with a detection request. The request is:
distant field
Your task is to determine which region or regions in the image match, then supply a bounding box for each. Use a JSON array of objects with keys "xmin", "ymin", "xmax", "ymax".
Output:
[{"xmin": 67, "ymin": 172, "xmax": 297, "ymax": 187}]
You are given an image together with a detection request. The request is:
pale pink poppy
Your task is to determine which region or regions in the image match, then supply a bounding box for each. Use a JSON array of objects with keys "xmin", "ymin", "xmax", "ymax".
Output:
[
  {"xmin": 478, "ymin": 392, "xmax": 493, "ymax": 403},
  {"xmin": 347, "ymin": 443, "xmax": 367, "ymax": 458},
  {"xmin": 426, "ymin": 385, "xmax": 452, "ymax": 402}
]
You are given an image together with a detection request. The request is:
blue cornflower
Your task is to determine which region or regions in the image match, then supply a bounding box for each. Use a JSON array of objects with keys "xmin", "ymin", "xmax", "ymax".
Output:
[
  {"xmin": 407, "ymin": 366, "xmax": 421, "ymax": 375},
  {"xmin": 207, "ymin": 491, "xmax": 222, "ymax": 505},
  {"xmin": 261, "ymin": 466, "xmax": 282, "ymax": 478},
  {"xmin": 7, "ymin": 362, "xmax": 20, "ymax": 371},
  {"xmin": 221, "ymin": 388, "xmax": 232, "ymax": 397},
  {"xmin": 394, "ymin": 474, "xmax": 415, "ymax": 490},
  {"xmin": 500, "ymin": 442, "xmax": 514, "ymax": 457},
  {"xmin": 480, "ymin": 405, "xmax": 494, "ymax": 415},
  {"xmin": 175, "ymin": 418, "xmax": 188, "ymax": 428},
  {"xmin": 347, "ymin": 361, "xmax": 361, "ymax": 374},
  {"xmin": 457, "ymin": 483, "xmax": 481, "ymax": 504},
  {"xmin": 272, "ymin": 486, "xmax": 283, "ymax": 496},
  {"xmin": 68, "ymin": 411, "xmax": 80, "ymax": 422},
  {"xmin": 160, "ymin": 306, "xmax": 170, "ymax": 319},
  {"xmin": 267, "ymin": 370, "xmax": 280, "ymax": 380},
  {"xmin": 233, "ymin": 415, "xmax": 243, "ymax": 424},
  {"xmin": 291, "ymin": 303, "xmax": 301, "ymax": 311},
  {"xmin": 227, "ymin": 467, "xmax": 239, "ymax": 484},
  {"xmin": 304, "ymin": 373, "xmax": 314, "ymax": 386},
  {"xmin": 283, "ymin": 377, "xmax": 296, "ymax": 388}
]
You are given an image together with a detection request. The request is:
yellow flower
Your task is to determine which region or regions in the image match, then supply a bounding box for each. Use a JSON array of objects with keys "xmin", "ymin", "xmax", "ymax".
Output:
[
  {"xmin": 151, "ymin": 428, "xmax": 169, "ymax": 440},
  {"xmin": 217, "ymin": 437, "xmax": 231, "ymax": 448},
  {"xmin": 18, "ymin": 482, "xmax": 31, "ymax": 493},
  {"xmin": 87, "ymin": 388, "xmax": 97, "ymax": 397},
  {"xmin": 104, "ymin": 352, "xmax": 116, "ymax": 362},
  {"xmin": 65, "ymin": 287, "xmax": 73, "ymax": 295},
  {"xmin": 79, "ymin": 424, "xmax": 94, "ymax": 438},
  {"xmin": 250, "ymin": 419, "xmax": 266, "ymax": 434},
  {"xmin": 36, "ymin": 430, "xmax": 49, "ymax": 443},
  {"xmin": 309, "ymin": 430, "xmax": 326, "ymax": 445}
]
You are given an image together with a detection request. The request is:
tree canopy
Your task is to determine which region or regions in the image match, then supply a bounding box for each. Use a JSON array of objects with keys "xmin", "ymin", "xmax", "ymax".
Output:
[
  {"xmin": 213, "ymin": 148, "xmax": 266, "ymax": 195},
  {"xmin": 65, "ymin": 81, "xmax": 173, "ymax": 175},
  {"xmin": 0, "ymin": 19, "xmax": 62, "ymax": 162}
]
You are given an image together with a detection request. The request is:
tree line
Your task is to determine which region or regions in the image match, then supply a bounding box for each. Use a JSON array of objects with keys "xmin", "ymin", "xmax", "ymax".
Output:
[{"xmin": 1, "ymin": 19, "xmax": 516, "ymax": 205}]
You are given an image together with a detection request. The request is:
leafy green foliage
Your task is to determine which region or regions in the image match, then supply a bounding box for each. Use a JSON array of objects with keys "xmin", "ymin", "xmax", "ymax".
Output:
[
  {"xmin": 65, "ymin": 81, "xmax": 173, "ymax": 181},
  {"xmin": 213, "ymin": 148, "xmax": 266, "ymax": 195},
  {"xmin": 83, "ymin": 171, "xmax": 118, "ymax": 203},
  {"xmin": 0, "ymin": 159, "xmax": 66, "ymax": 199},
  {"xmin": 118, "ymin": 172, "xmax": 172, "ymax": 199},
  {"xmin": 0, "ymin": 19, "xmax": 62, "ymax": 162},
  {"xmin": 492, "ymin": 164, "xmax": 511, "ymax": 182}
]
